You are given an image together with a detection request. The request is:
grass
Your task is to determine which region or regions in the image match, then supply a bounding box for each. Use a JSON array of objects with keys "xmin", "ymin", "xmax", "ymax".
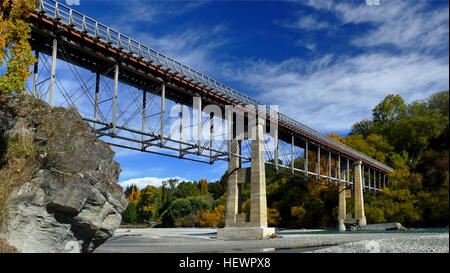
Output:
[
  {"xmin": 0, "ymin": 238, "xmax": 18, "ymax": 253},
  {"xmin": 0, "ymin": 133, "xmax": 40, "ymax": 233}
]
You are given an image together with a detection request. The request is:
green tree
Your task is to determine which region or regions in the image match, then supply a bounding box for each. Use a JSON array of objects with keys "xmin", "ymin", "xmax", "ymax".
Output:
[
  {"xmin": 174, "ymin": 181, "xmax": 201, "ymax": 199},
  {"xmin": 160, "ymin": 196, "xmax": 210, "ymax": 227},
  {"xmin": 122, "ymin": 202, "xmax": 138, "ymax": 224},
  {"xmin": 350, "ymin": 118, "xmax": 374, "ymax": 137},
  {"xmin": 372, "ymin": 94, "xmax": 406, "ymax": 137}
]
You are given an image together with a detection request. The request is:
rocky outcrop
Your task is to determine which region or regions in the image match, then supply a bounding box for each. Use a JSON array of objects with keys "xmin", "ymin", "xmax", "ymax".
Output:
[{"xmin": 0, "ymin": 95, "xmax": 127, "ymax": 253}]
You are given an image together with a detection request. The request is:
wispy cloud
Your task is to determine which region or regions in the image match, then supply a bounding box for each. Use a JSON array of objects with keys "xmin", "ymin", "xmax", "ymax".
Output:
[
  {"xmin": 224, "ymin": 52, "xmax": 448, "ymax": 133},
  {"xmin": 133, "ymin": 24, "xmax": 229, "ymax": 73},
  {"xmin": 304, "ymin": 0, "xmax": 449, "ymax": 52},
  {"xmin": 276, "ymin": 13, "xmax": 331, "ymax": 31},
  {"xmin": 113, "ymin": 0, "xmax": 209, "ymax": 25},
  {"xmin": 222, "ymin": 0, "xmax": 449, "ymax": 134}
]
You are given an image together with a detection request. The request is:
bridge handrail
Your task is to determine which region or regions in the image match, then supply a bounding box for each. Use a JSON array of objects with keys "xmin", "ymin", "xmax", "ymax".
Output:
[{"xmin": 35, "ymin": 0, "xmax": 393, "ymax": 173}]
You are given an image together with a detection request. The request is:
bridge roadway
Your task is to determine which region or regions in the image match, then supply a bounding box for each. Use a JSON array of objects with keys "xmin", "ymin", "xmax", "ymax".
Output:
[{"xmin": 27, "ymin": 0, "xmax": 393, "ymax": 185}]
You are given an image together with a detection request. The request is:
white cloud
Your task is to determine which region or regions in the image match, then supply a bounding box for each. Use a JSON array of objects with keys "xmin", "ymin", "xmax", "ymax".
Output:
[
  {"xmin": 223, "ymin": 52, "xmax": 449, "ymax": 133},
  {"xmin": 112, "ymin": 0, "xmax": 209, "ymax": 25},
  {"xmin": 119, "ymin": 176, "xmax": 191, "ymax": 189},
  {"xmin": 278, "ymin": 13, "xmax": 331, "ymax": 30},
  {"xmin": 133, "ymin": 24, "xmax": 228, "ymax": 73},
  {"xmin": 304, "ymin": 0, "xmax": 449, "ymax": 51}
]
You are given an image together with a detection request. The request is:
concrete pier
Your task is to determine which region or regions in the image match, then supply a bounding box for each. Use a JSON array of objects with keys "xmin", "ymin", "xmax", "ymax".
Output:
[
  {"xmin": 218, "ymin": 117, "xmax": 275, "ymax": 240},
  {"xmin": 337, "ymin": 183, "xmax": 347, "ymax": 231},
  {"xmin": 354, "ymin": 161, "xmax": 367, "ymax": 227}
]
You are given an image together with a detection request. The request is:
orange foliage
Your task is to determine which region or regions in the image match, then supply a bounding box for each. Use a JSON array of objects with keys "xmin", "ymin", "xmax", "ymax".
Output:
[
  {"xmin": 198, "ymin": 205, "xmax": 226, "ymax": 228},
  {"xmin": 200, "ymin": 178, "xmax": 208, "ymax": 195},
  {"xmin": 128, "ymin": 187, "xmax": 141, "ymax": 203}
]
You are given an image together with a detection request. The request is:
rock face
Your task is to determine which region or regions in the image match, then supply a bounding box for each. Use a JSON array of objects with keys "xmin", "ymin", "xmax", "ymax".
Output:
[{"xmin": 0, "ymin": 95, "xmax": 128, "ymax": 253}]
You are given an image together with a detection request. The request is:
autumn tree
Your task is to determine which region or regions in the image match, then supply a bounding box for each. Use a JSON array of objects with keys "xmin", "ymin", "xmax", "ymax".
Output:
[
  {"xmin": 199, "ymin": 178, "xmax": 208, "ymax": 196},
  {"xmin": 0, "ymin": 0, "xmax": 37, "ymax": 95}
]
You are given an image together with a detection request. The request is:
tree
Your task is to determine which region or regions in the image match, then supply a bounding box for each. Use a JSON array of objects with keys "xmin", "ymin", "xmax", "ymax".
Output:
[
  {"xmin": 0, "ymin": 0, "xmax": 37, "ymax": 95},
  {"xmin": 160, "ymin": 196, "xmax": 210, "ymax": 227},
  {"xmin": 372, "ymin": 94, "xmax": 406, "ymax": 136},
  {"xmin": 350, "ymin": 119, "xmax": 374, "ymax": 137},
  {"xmin": 122, "ymin": 202, "xmax": 138, "ymax": 224},
  {"xmin": 174, "ymin": 181, "xmax": 201, "ymax": 199},
  {"xmin": 137, "ymin": 185, "xmax": 160, "ymax": 222},
  {"xmin": 199, "ymin": 178, "xmax": 208, "ymax": 196}
]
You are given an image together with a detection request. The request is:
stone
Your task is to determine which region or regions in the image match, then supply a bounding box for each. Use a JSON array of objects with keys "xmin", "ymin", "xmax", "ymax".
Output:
[{"xmin": 0, "ymin": 95, "xmax": 128, "ymax": 253}]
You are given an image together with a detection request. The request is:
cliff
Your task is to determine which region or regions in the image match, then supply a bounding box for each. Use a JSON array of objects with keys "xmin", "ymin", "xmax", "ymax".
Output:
[{"xmin": 0, "ymin": 94, "xmax": 127, "ymax": 253}]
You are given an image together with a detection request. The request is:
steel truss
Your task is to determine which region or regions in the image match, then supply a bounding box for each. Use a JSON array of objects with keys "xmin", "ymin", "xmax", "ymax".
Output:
[{"xmin": 24, "ymin": 0, "xmax": 390, "ymax": 192}]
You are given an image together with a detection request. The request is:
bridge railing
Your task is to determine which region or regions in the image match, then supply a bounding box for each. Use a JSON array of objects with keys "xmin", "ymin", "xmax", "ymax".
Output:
[{"xmin": 35, "ymin": 0, "xmax": 393, "ymax": 173}]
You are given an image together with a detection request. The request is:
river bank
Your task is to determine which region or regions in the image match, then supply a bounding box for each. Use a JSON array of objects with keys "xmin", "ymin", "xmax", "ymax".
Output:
[{"xmin": 94, "ymin": 227, "xmax": 448, "ymax": 253}]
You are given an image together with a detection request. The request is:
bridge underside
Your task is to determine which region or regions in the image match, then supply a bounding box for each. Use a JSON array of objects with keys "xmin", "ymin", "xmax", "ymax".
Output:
[{"xmin": 22, "ymin": 0, "xmax": 395, "ymax": 238}]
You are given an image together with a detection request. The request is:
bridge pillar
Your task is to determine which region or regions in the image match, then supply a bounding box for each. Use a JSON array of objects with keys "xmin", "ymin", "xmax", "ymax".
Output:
[
  {"xmin": 218, "ymin": 117, "xmax": 275, "ymax": 240},
  {"xmin": 249, "ymin": 119, "xmax": 269, "ymax": 227},
  {"xmin": 337, "ymin": 183, "xmax": 347, "ymax": 231},
  {"xmin": 224, "ymin": 139, "xmax": 241, "ymax": 226},
  {"xmin": 354, "ymin": 161, "xmax": 367, "ymax": 226}
]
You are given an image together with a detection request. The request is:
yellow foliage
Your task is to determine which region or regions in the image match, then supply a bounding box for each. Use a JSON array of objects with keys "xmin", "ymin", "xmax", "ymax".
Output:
[
  {"xmin": 200, "ymin": 178, "xmax": 208, "ymax": 196},
  {"xmin": 291, "ymin": 206, "xmax": 306, "ymax": 226},
  {"xmin": 128, "ymin": 187, "xmax": 141, "ymax": 203},
  {"xmin": 0, "ymin": 0, "xmax": 38, "ymax": 94},
  {"xmin": 267, "ymin": 208, "xmax": 280, "ymax": 226}
]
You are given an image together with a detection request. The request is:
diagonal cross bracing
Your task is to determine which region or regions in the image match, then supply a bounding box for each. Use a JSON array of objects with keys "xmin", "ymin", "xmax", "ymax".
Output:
[{"xmin": 28, "ymin": 0, "xmax": 393, "ymax": 176}]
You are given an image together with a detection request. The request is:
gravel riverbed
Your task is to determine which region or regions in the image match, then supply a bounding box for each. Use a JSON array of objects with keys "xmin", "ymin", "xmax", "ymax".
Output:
[{"xmin": 95, "ymin": 228, "xmax": 448, "ymax": 253}]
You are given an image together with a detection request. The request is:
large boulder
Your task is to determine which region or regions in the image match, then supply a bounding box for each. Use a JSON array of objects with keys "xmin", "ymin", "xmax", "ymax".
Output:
[{"xmin": 0, "ymin": 95, "xmax": 128, "ymax": 253}]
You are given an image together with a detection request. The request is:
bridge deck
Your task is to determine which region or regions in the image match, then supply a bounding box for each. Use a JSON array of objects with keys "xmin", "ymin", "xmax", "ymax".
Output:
[{"xmin": 27, "ymin": 0, "xmax": 393, "ymax": 175}]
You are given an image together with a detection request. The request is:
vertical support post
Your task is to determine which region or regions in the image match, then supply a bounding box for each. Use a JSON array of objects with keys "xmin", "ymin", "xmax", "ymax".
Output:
[
  {"xmin": 368, "ymin": 168, "xmax": 371, "ymax": 191},
  {"xmin": 160, "ymin": 83, "xmax": 165, "ymax": 147},
  {"xmin": 49, "ymin": 38, "xmax": 58, "ymax": 106},
  {"xmin": 94, "ymin": 71, "xmax": 100, "ymax": 131},
  {"xmin": 379, "ymin": 171, "xmax": 382, "ymax": 190},
  {"xmin": 347, "ymin": 158, "xmax": 350, "ymax": 185},
  {"xmin": 112, "ymin": 63, "xmax": 119, "ymax": 136},
  {"xmin": 291, "ymin": 135, "xmax": 294, "ymax": 175},
  {"xmin": 274, "ymin": 127, "xmax": 279, "ymax": 172},
  {"xmin": 328, "ymin": 151, "xmax": 332, "ymax": 182},
  {"xmin": 304, "ymin": 142, "xmax": 308, "ymax": 177},
  {"xmin": 362, "ymin": 165, "xmax": 365, "ymax": 190},
  {"xmin": 354, "ymin": 161, "xmax": 367, "ymax": 226},
  {"xmin": 374, "ymin": 171, "xmax": 378, "ymax": 190},
  {"xmin": 338, "ymin": 154, "xmax": 341, "ymax": 181},
  {"xmin": 194, "ymin": 97, "xmax": 202, "ymax": 154},
  {"xmin": 32, "ymin": 51, "xmax": 39, "ymax": 98},
  {"xmin": 337, "ymin": 183, "xmax": 346, "ymax": 231},
  {"xmin": 179, "ymin": 104, "xmax": 183, "ymax": 158},
  {"xmin": 334, "ymin": 154, "xmax": 337, "ymax": 182},
  {"xmin": 383, "ymin": 174, "xmax": 386, "ymax": 189},
  {"xmin": 210, "ymin": 112, "xmax": 214, "ymax": 163},
  {"xmin": 141, "ymin": 90, "xmax": 146, "ymax": 150},
  {"xmin": 317, "ymin": 146, "xmax": 320, "ymax": 181}
]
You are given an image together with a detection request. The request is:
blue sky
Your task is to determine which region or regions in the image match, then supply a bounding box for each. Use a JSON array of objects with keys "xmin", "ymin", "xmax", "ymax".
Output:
[{"xmin": 8, "ymin": 0, "xmax": 450, "ymax": 188}]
